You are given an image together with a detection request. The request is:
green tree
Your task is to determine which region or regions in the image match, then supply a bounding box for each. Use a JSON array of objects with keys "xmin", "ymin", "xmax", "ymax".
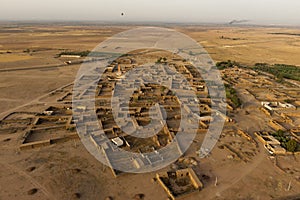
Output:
[{"xmin": 285, "ymin": 139, "xmax": 298, "ymax": 152}]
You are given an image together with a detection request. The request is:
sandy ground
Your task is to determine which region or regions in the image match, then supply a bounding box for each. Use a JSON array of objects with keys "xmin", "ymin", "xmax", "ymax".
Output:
[{"xmin": 0, "ymin": 24, "xmax": 300, "ymax": 200}]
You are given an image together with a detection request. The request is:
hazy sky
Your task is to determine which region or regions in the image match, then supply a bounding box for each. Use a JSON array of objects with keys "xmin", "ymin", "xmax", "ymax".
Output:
[{"xmin": 1, "ymin": 0, "xmax": 300, "ymax": 25}]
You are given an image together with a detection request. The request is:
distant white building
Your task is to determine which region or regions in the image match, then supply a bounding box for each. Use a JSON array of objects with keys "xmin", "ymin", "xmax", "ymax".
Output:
[
  {"xmin": 261, "ymin": 101, "xmax": 296, "ymax": 111},
  {"xmin": 60, "ymin": 55, "xmax": 81, "ymax": 58},
  {"xmin": 111, "ymin": 137, "xmax": 124, "ymax": 147}
]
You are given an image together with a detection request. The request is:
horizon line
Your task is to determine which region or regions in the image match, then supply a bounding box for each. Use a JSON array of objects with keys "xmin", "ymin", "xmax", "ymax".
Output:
[{"xmin": 0, "ymin": 19, "xmax": 300, "ymax": 29}]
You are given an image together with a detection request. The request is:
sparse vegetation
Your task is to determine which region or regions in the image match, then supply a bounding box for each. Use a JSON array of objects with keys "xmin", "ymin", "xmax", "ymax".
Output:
[
  {"xmin": 156, "ymin": 57, "xmax": 167, "ymax": 63},
  {"xmin": 253, "ymin": 63, "xmax": 300, "ymax": 82},
  {"xmin": 217, "ymin": 61, "xmax": 300, "ymax": 83},
  {"xmin": 59, "ymin": 50, "xmax": 91, "ymax": 57},
  {"xmin": 225, "ymin": 84, "xmax": 241, "ymax": 108},
  {"xmin": 219, "ymin": 36, "xmax": 245, "ymax": 41},
  {"xmin": 27, "ymin": 188, "xmax": 38, "ymax": 195},
  {"xmin": 284, "ymin": 99, "xmax": 293, "ymax": 104},
  {"xmin": 58, "ymin": 51, "xmax": 121, "ymax": 57},
  {"xmin": 67, "ymin": 126, "xmax": 76, "ymax": 132},
  {"xmin": 216, "ymin": 60, "xmax": 241, "ymax": 70},
  {"xmin": 269, "ymin": 32, "xmax": 300, "ymax": 37},
  {"xmin": 23, "ymin": 48, "xmax": 30, "ymax": 53},
  {"xmin": 272, "ymin": 130, "xmax": 299, "ymax": 152},
  {"xmin": 286, "ymin": 139, "xmax": 298, "ymax": 152}
]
